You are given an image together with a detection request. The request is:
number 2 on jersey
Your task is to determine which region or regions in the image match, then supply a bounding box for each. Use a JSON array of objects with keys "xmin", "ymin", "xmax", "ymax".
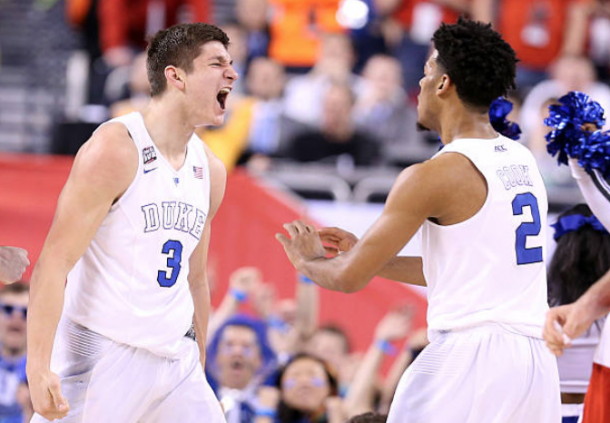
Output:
[
  {"xmin": 512, "ymin": 192, "xmax": 543, "ymax": 265},
  {"xmin": 158, "ymin": 240, "xmax": 183, "ymax": 287}
]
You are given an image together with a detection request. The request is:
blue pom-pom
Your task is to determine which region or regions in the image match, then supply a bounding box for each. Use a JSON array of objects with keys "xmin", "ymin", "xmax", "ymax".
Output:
[
  {"xmin": 489, "ymin": 97, "xmax": 521, "ymax": 140},
  {"xmin": 579, "ymin": 130, "xmax": 610, "ymax": 178},
  {"xmin": 545, "ymin": 91, "xmax": 607, "ymax": 166}
]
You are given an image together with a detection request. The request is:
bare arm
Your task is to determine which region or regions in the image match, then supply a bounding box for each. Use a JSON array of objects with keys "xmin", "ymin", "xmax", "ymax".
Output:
[
  {"xmin": 561, "ymin": 1, "xmax": 592, "ymax": 57},
  {"xmin": 544, "ymin": 158, "xmax": 610, "ymax": 355},
  {"xmin": 294, "ymin": 274, "xmax": 319, "ymax": 342},
  {"xmin": 544, "ymin": 270, "xmax": 610, "ymax": 355},
  {"xmin": 188, "ymin": 147, "xmax": 227, "ymax": 368},
  {"xmin": 208, "ymin": 267, "xmax": 262, "ymax": 343},
  {"xmin": 320, "ymin": 228, "xmax": 425, "ymax": 286},
  {"xmin": 470, "ymin": 0, "xmax": 495, "ymax": 24},
  {"xmin": 26, "ymin": 123, "xmax": 136, "ymax": 420},
  {"xmin": 344, "ymin": 308, "xmax": 412, "ymax": 417},
  {"xmin": 277, "ymin": 154, "xmax": 479, "ymax": 293}
]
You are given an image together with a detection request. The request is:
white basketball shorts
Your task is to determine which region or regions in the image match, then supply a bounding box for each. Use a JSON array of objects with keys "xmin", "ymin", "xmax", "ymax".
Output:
[
  {"xmin": 31, "ymin": 318, "xmax": 225, "ymax": 423},
  {"xmin": 387, "ymin": 324, "xmax": 561, "ymax": 423}
]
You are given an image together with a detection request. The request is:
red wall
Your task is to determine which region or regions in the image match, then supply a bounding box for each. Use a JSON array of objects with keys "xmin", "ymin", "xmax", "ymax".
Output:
[{"xmin": 0, "ymin": 153, "xmax": 427, "ymax": 352}]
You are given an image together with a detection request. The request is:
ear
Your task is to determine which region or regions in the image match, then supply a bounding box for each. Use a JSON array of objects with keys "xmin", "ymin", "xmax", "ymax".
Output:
[
  {"xmin": 165, "ymin": 66, "xmax": 185, "ymax": 91},
  {"xmin": 436, "ymin": 74, "xmax": 451, "ymax": 96}
]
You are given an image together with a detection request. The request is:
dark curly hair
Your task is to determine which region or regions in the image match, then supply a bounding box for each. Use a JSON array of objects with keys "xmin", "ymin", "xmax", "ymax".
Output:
[
  {"xmin": 432, "ymin": 17, "xmax": 517, "ymax": 109},
  {"xmin": 548, "ymin": 204, "xmax": 610, "ymax": 306},
  {"xmin": 147, "ymin": 23, "xmax": 230, "ymax": 97}
]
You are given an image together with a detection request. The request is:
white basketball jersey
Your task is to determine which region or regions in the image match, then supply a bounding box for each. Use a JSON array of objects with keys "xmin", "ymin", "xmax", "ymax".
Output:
[
  {"xmin": 422, "ymin": 136, "xmax": 549, "ymax": 338},
  {"xmin": 64, "ymin": 112, "xmax": 211, "ymax": 358}
]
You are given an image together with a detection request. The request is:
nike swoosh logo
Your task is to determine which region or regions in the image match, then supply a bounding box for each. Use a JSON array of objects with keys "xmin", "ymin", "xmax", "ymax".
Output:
[{"xmin": 143, "ymin": 168, "xmax": 158, "ymax": 174}]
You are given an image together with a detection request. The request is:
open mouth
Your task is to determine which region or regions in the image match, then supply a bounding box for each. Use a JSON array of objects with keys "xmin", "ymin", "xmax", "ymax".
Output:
[
  {"xmin": 217, "ymin": 88, "xmax": 231, "ymax": 110},
  {"xmin": 230, "ymin": 359, "xmax": 245, "ymax": 371}
]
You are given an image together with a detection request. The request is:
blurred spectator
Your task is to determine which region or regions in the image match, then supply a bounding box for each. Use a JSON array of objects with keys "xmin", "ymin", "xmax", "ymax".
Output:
[
  {"xmin": 221, "ymin": 22, "xmax": 249, "ymax": 97},
  {"xmin": 197, "ymin": 57, "xmax": 288, "ymax": 171},
  {"xmin": 208, "ymin": 267, "xmax": 264, "ymax": 343},
  {"xmin": 15, "ymin": 381, "xmax": 32, "ymax": 423},
  {"xmin": 588, "ymin": 1, "xmax": 610, "ymax": 82},
  {"xmin": 376, "ymin": 327, "xmax": 428, "ymax": 414},
  {"xmin": 0, "ymin": 283, "xmax": 29, "ymax": 423},
  {"xmin": 548, "ymin": 204, "xmax": 610, "ymax": 422},
  {"xmin": 235, "ymin": 0, "xmax": 271, "ymax": 65},
  {"xmin": 472, "ymin": 0, "xmax": 592, "ymax": 92},
  {"xmin": 520, "ymin": 55, "xmax": 610, "ymax": 144},
  {"xmin": 67, "ymin": 0, "xmax": 211, "ymax": 104},
  {"xmin": 375, "ymin": 0, "xmax": 465, "ymax": 96},
  {"xmin": 98, "ymin": 0, "xmax": 211, "ymax": 68},
  {"xmin": 346, "ymin": 412, "xmax": 388, "ymax": 423},
  {"xmin": 344, "ymin": 307, "xmax": 412, "ymax": 417},
  {"xmin": 521, "ymin": 97, "xmax": 576, "ymax": 189},
  {"xmin": 245, "ymin": 58, "xmax": 288, "ymax": 158},
  {"xmin": 272, "ymin": 353, "xmax": 344, "ymax": 423},
  {"xmin": 109, "ymin": 52, "xmax": 150, "ymax": 117},
  {"xmin": 252, "ymin": 274, "xmax": 319, "ymax": 364},
  {"xmin": 285, "ymin": 82, "xmax": 381, "ymax": 167},
  {"xmin": 207, "ymin": 314, "xmax": 277, "ymax": 423},
  {"xmin": 267, "ymin": 0, "xmax": 344, "ymax": 69},
  {"xmin": 354, "ymin": 54, "xmax": 422, "ymax": 161},
  {"xmin": 307, "ymin": 325, "xmax": 351, "ymax": 372},
  {"xmin": 283, "ymin": 33, "xmax": 363, "ymax": 127}
]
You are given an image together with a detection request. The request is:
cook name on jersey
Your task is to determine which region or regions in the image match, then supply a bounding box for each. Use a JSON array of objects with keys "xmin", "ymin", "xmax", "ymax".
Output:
[{"xmin": 141, "ymin": 201, "xmax": 207, "ymax": 240}]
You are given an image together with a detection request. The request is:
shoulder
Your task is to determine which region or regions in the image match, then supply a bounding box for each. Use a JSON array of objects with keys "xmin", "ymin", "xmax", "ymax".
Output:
[
  {"xmin": 70, "ymin": 122, "xmax": 138, "ymax": 195},
  {"xmin": 390, "ymin": 153, "xmax": 483, "ymax": 204},
  {"xmin": 77, "ymin": 122, "xmax": 137, "ymax": 168}
]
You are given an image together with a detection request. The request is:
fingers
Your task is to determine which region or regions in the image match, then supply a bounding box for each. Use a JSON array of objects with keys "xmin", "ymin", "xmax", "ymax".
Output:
[
  {"xmin": 543, "ymin": 311, "xmax": 564, "ymax": 346},
  {"xmin": 294, "ymin": 220, "xmax": 309, "ymax": 234},
  {"xmin": 324, "ymin": 246, "xmax": 339, "ymax": 257},
  {"xmin": 36, "ymin": 378, "xmax": 69, "ymax": 420},
  {"xmin": 283, "ymin": 223, "xmax": 298, "ymax": 238},
  {"xmin": 275, "ymin": 233, "xmax": 289, "ymax": 247},
  {"xmin": 543, "ymin": 309, "xmax": 571, "ymax": 356},
  {"xmin": 319, "ymin": 227, "xmax": 345, "ymax": 238},
  {"xmin": 283, "ymin": 221, "xmax": 316, "ymax": 238}
]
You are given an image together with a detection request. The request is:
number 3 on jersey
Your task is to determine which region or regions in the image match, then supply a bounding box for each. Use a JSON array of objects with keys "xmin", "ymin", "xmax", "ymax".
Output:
[
  {"xmin": 512, "ymin": 192, "xmax": 543, "ymax": 265},
  {"xmin": 158, "ymin": 240, "xmax": 183, "ymax": 287}
]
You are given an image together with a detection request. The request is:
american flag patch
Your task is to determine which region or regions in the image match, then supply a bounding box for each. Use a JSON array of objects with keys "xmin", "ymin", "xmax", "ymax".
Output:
[{"xmin": 193, "ymin": 166, "xmax": 203, "ymax": 179}]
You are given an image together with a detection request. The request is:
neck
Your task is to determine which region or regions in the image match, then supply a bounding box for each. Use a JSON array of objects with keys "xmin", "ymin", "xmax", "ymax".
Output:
[
  {"xmin": 141, "ymin": 96, "xmax": 195, "ymax": 163},
  {"xmin": 437, "ymin": 103, "xmax": 498, "ymax": 144},
  {"xmin": 324, "ymin": 122, "xmax": 353, "ymax": 142}
]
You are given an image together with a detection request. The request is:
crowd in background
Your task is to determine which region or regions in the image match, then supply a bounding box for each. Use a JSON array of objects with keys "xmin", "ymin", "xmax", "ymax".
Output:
[{"xmin": 22, "ymin": 0, "xmax": 610, "ymax": 192}]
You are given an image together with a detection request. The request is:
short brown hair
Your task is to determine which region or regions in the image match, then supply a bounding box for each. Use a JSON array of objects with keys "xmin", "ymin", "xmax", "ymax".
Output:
[
  {"xmin": 0, "ymin": 282, "xmax": 29, "ymax": 296},
  {"xmin": 147, "ymin": 23, "xmax": 230, "ymax": 97}
]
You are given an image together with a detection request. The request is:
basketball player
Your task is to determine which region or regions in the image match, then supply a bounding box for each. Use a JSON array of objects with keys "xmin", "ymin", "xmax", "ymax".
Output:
[
  {"xmin": 276, "ymin": 19, "xmax": 561, "ymax": 422},
  {"xmin": 26, "ymin": 23, "xmax": 237, "ymax": 422},
  {"xmin": 544, "ymin": 160, "xmax": 610, "ymax": 423},
  {"xmin": 0, "ymin": 246, "xmax": 29, "ymax": 283}
]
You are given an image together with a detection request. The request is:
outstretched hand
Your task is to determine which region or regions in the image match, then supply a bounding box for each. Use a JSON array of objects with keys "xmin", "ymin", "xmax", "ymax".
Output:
[
  {"xmin": 543, "ymin": 302, "xmax": 596, "ymax": 356},
  {"xmin": 0, "ymin": 246, "xmax": 29, "ymax": 284},
  {"xmin": 318, "ymin": 227, "xmax": 359, "ymax": 257},
  {"xmin": 275, "ymin": 220, "xmax": 326, "ymax": 270}
]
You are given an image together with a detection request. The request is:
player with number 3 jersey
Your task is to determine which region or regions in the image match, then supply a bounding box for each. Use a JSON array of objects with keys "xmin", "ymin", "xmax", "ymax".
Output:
[{"xmin": 26, "ymin": 23, "xmax": 236, "ymax": 422}]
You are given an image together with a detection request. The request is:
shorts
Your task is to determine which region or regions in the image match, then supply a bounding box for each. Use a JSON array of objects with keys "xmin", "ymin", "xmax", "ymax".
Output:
[
  {"xmin": 387, "ymin": 325, "xmax": 561, "ymax": 423},
  {"xmin": 31, "ymin": 318, "xmax": 225, "ymax": 423}
]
